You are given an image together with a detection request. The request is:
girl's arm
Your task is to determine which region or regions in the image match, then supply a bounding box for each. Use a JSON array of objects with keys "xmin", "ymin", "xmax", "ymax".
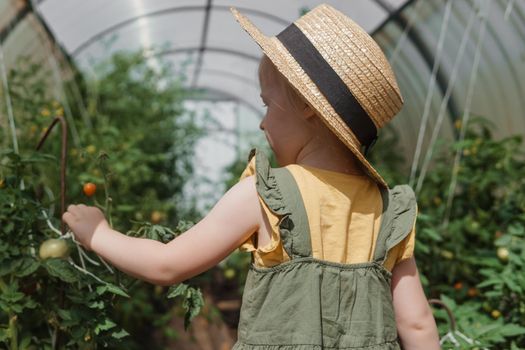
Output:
[
  {"xmin": 391, "ymin": 257, "xmax": 441, "ymax": 350},
  {"xmin": 62, "ymin": 175, "xmax": 261, "ymax": 286}
]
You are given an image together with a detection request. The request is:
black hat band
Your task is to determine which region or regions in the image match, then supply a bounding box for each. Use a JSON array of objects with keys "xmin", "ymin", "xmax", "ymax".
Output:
[{"xmin": 276, "ymin": 23, "xmax": 378, "ymax": 151}]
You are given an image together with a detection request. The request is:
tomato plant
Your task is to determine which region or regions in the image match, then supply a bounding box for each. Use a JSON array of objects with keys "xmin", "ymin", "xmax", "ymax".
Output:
[
  {"xmin": 1, "ymin": 50, "xmax": 207, "ymax": 349},
  {"xmin": 407, "ymin": 116, "xmax": 525, "ymax": 348}
]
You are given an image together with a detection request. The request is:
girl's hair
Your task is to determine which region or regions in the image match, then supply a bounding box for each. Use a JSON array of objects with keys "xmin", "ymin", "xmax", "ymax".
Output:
[
  {"xmin": 258, "ymin": 55, "xmax": 306, "ymax": 114},
  {"xmin": 258, "ymin": 55, "xmax": 367, "ymax": 172}
]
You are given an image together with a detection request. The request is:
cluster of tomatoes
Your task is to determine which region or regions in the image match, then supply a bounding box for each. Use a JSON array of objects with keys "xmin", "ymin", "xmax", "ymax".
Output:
[{"xmin": 38, "ymin": 182, "xmax": 97, "ymax": 260}]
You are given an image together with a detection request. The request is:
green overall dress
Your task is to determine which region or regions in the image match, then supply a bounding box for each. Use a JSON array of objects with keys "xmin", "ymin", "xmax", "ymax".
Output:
[{"xmin": 233, "ymin": 148, "xmax": 417, "ymax": 349}]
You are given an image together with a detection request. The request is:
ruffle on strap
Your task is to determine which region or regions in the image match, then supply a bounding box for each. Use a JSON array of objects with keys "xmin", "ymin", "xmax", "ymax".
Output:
[
  {"xmin": 238, "ymin": 148, "xmax": 293, "ymax": 259},
  {"xmin": 383, "ymin": 184, "xmax": 417, "ymax": 260},
  {"xmin": 252, "ymin": 148, "xmax": 289, "ymax": 217}
]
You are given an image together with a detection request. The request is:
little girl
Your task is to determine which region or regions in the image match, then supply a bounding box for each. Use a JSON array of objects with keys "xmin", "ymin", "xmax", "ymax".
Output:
[{"xmin": 63, "ymin": 4, "xmax": 441, "ymax": 349}]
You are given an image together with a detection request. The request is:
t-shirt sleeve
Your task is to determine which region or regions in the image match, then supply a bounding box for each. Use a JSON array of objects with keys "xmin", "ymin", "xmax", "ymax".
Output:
[{"xmin": 394, "ymin": 225, "xmax": 416, "ymax": 264}]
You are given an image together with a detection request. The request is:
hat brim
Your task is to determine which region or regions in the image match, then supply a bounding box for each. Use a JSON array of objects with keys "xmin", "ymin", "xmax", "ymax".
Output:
[{"xmin": 230, "ymin": 7, "xmax": 389, "ymax": 189}]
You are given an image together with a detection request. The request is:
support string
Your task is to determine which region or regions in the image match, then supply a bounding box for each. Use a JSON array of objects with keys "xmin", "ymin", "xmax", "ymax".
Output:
[
  {"xmin": 0, "ymin": 44, "xmax": 18, "ymax": 154},
  {"xmin": 441, "ymin": 0, "xmax": 490, "ymax": 230},
  {"xmin": 415, "ymin": 0, "xmax": 478, "ymax": 195},
  {"xmin": 504, "ymin": 0, "xmax": 516, "ymax": 21},
  {"xmin": 408, "ymin": 0, "xmax": 453, "ymax": 189},
  {"xmin": 30, "ymin": 0, "xmax": 82, "ymax": 147},
  {"xmin": 389, "ymin": 0, "xmax": 423, "ymax": 66}
]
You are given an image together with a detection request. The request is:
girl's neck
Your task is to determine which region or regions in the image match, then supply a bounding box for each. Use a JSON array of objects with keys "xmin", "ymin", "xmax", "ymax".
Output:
[{"xmin": 295, "ymin": 143, "xmax": 367, "ymax": 176}]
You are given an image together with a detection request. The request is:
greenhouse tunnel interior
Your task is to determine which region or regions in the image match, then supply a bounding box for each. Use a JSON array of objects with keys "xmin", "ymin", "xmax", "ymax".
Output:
[{"xmin": 1, "ymin": 0, "xmax": 525, "ymax": 349}]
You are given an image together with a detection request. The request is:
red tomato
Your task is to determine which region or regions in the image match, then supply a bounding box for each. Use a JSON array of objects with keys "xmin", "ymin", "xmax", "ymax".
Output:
[{"xmin": 83, "ymin": 182, "xmax": 96, "ymax": 197}]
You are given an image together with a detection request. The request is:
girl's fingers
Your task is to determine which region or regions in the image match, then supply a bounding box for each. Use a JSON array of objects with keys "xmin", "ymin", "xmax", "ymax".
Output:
[
  {"xmin": 66, "ymin": 204, "xmax": 87, "ymax": 215},
  {"xmin": 62, "ymin": 211, "xmax": 74, "ymax": 224},
  {"xmin": 66, "ymin": 204, "xmax": 78, "ymax": 216}
]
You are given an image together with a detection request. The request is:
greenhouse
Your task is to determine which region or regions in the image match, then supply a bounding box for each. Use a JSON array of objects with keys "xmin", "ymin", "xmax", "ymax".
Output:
[{"xmin": 0, "ymin": 0, "xmax": 524, "ymax": 349}]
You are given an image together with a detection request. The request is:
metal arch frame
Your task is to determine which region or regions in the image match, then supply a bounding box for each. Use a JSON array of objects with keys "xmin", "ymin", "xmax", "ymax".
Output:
[
  {"xmin": 185, "ymin": 85, "xmax": 263, "ymax": 118},
  {"xmin": 447, "ymin": 0, "xmax": 508, "ymax": 119},
  {"xmin": 151, "ymin": 47, "xmax": 262, "ymax": 114},
  {"xmin": 374, "ymin": 31, "xmax": 428, "ymax": 140},
  {"xmin": 0, "ymin": 3, "xmax": 31, "ymax": 44},
  {"xmin": 69, "ymin": 5, "xmax": 288, "ymax": 57},
  {"xmin": 152, "ymin": 45, "xmax": 261, "ymax": 92},
  {"xmin": 465, "ymin": 0, "xmax": 525, "ymax": 110},
  {"xmin": 372, "ymin": 0, "xmax": 396, "ymax": 13},
  {"xmin": 191, "ymin": 0, "xmax": 213, "ymax": 89},
  {"xmin": 154, "ymin": 46, "xmax": 260, "ymax": 62},
  {"xmin": 198, "ymin": 68, "xmax": 260, "ymax": 88},
  {"xmin": 151, "ymin": 46, "xmax": 260, "ymax": 91}
]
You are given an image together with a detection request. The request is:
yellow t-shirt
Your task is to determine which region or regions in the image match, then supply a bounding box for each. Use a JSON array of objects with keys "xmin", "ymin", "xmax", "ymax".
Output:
[{"xmin": 238, "ymin": 155, "xmax": 416, "ymax": 272}]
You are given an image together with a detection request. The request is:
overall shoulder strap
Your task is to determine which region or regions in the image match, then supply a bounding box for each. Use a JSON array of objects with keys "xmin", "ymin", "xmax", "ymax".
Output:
[
  {"xmin": 372, "ymin": 185, "xmax": 392, "ymax": 263},
  {"xmin": 273, "ymin": 167, "xmax": 312, "ymax": 258},
  {"xmin": 251, "ymin": 148, "xmax": 312, "ymax": 258}
]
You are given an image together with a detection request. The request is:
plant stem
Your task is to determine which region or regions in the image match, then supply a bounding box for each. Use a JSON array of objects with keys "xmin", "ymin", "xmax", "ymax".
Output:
[
  {"xmin": 92, "ymin": 197, "xmax": 106, "ymax": 211},
  {"xmin": 8, "ymin": 315, "xmax": 17, "ymax": 350},
  {"xmin": 103, "ymin": 173, "xmax": 113, "ymax": 227}
]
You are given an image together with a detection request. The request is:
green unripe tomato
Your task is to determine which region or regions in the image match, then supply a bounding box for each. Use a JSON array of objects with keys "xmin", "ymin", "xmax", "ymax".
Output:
[
  {"xmin": 224, "ymin": 268, "xmax": 236, "ymax": 279},
  {"xmin": 39, "ymin": 238, "xmax": 70, "ymax": 260},
  {"xmin": 440, "ymin": 250, "xmax": 454, "ymax": 260},
  {"xmin": 497, "ymin": 247, "xmax": 509, "ymax": 262}
]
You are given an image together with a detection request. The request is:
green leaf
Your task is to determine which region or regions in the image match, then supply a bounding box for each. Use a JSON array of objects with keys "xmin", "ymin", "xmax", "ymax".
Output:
[
  {"xmin": 115, "ymin": 204, "xmax": 134, "ymax": 212},
  {"xmin": 502, "ymin": 274, "xmax": 522, "ymax": 293},
  {"xmin": 94, "ymin": 318, "xmax": 116, "ymax": 335},
  {"xmin": 508, "ymin": 223, "xmax": 525, "ymax": 236},
  {"xmin": 57, "ymin": 308, "xmax": 73, "ymax": 321},
  {"xmin": 44, "ymin": 259, "xmax": 78, "ymax": 283},
  {"xmin": 499, "ymin": 324, "xmax": 525, "ymax": 337},
  {"xmin": 87, "ymin": 300, "xmax": 105, "ymax": 309},
  {"xmin": 166, "ymin": 284, "xmax": 204, "ymax": 330},
  {"xmin": 0, "ymin": 259, "xmax": 22, "ymax": 277},
  {"xmin": 15, "ymin": 258, "xmax": 40, "ymax": 277},
  {"xmin": 0, "ymin": 327, "xmax": 9, "ymax": 342},
  {"xmin": 421, "ymin": 228, "xmax": 443, "ymax": 242},
  {"xmin": 474, "ymin": 322, "xmax": 504, "ymax": 336},
  {"xmin": 183, "ymin": 287, "xmax": 204, "ymax": 330},
  {"xmin": 477, "ymin": 277, "xmax": 501, "ymax": 288},
  {"xmin": 111, "ymin": 328, "xmax": 130, "ymax": 339},
  {"xmin": 0, "ymin": 281, "xmax": 24, "ymax": 303},
  {"xmin": 439, "ymin": 294, "xmax": 457, "ymax": 310},
  {"xmin": 166, "ymin": 283, "xmax": 188, "ymax": 299},
  {"xmin": 495, "ymin": 234, "xmax": 512, "ymax": 247},
  {"xmin": 96, "ymin": 283, "xmax": 130, "ymax": 298}
]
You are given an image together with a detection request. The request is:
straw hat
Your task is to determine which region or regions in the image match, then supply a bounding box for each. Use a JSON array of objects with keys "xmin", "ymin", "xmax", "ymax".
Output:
[{"xmin": 230, "ymin": 3, "xmax": 404, "ymax": 189}]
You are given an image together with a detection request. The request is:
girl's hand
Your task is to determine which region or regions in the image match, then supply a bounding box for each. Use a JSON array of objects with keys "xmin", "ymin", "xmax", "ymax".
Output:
[{"xmin": 62, "ymin": 204, "xmax": 110, "ymax": 251}]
